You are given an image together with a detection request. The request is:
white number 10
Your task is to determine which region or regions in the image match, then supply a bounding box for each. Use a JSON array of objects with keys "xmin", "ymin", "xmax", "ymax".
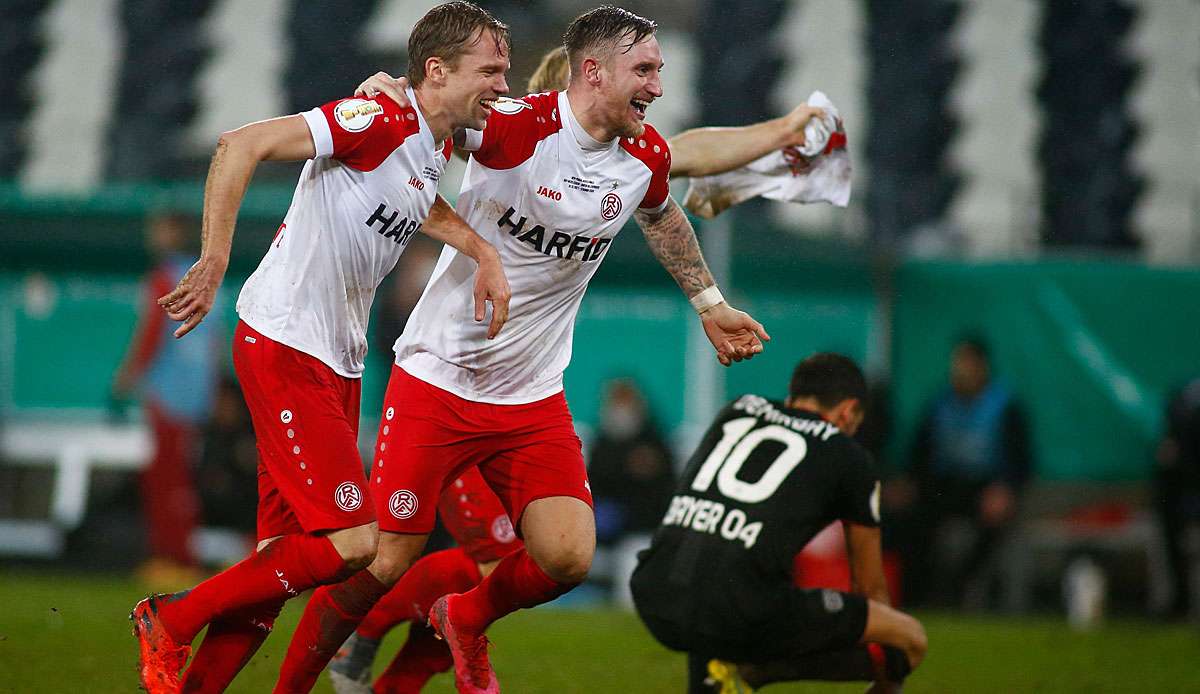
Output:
[{"xmin": 691, "ymin": 417, "xmax": 808, "ymax": 503}]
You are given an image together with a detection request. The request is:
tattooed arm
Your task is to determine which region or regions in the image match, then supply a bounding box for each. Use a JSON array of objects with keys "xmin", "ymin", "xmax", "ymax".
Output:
[
  {"xmin": 159, "ymin": 115, "xmax": 316, "ymax": 337},
  {"xmin": 634, "ymin": 198, "xmax": 771, "ymax": 366}
]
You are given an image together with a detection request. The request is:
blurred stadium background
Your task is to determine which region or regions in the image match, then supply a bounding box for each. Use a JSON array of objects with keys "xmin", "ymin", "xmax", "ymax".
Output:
[{"xmin": 1, "ymin": 0, "xmax": 1198, "ymax": 691}]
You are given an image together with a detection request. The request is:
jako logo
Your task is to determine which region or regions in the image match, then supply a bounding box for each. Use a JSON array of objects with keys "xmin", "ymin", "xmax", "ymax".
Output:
[
  {"xmin": 275, "ymin": 569, "xmax": 297, "ymax": 596},
  {"xmin": 408, "ymin": 176, "xmax": 425, "ymax": 191},
  {"xmin": 536, "ymin": 185, "xmax": 561, "ymax": 201}
]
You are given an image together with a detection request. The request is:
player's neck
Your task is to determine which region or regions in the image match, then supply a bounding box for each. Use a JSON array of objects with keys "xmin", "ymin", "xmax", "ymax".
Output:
[
  {"xmin": 785, "ymin": 397, "xmax": 826, "ymax": 419},
  {"xmin": 564, "ymin": 86, "xmax": 620, "ymax": 144},
  {"xmin": 411, "ymin": 87, "xmax": 453, "ymax": 143}
]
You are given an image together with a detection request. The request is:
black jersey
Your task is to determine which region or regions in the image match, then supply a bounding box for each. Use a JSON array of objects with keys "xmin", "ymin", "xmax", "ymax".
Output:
[{"xmin": 631, "ymin": 394, "xmax": 880, "ymax": 643}]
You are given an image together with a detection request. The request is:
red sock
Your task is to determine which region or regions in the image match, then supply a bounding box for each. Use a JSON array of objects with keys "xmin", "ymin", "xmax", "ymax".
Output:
[
  {"xmin": 158, "ymin": 533, "xmax": 348, "ymax": 644},
  {"xmin": 180, "ymin": 599, "xmax": 285, "ymax": 693},
  {"xmin": 274, "ymin": 568, "xmax": 390, "ymax": 693},
  {"xmin": 450, "ymin": 548, "xmax": 574, "ymax": 634},
  {"xmin": 358, "ymin": 548, "xmax": 482, "ymax": 641},
  {"xmin": 372, "ymin": 622, "xmax": 453, "ymax": 694}
]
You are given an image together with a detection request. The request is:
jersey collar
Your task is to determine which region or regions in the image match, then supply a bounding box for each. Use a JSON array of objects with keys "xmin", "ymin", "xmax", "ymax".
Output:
[
  {"xmin": 559, "ymin": 91, "xmax": 614, "ymax": 153},
  {"xmin": 407, "ymin": 86, "xmax": 438, "ymax": 155}
]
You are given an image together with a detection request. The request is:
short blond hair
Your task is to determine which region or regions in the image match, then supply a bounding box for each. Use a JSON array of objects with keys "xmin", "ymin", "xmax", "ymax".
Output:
[
  {"xmin": 562, "ymin": 6, "xmax": 656, "ymax": 80},
  {"xmin": 407, "ymin": 2, "xmax": 509, "ymax": 87},
  {"xmin": 527, "ymin": 46, "xmax": 569, "ymax": 93}
]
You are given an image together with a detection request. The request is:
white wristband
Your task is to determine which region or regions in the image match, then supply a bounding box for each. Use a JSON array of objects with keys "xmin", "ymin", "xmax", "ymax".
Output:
[{"xmin": 690, "ymin": 286, "xmax": 724, "ymax": 314}]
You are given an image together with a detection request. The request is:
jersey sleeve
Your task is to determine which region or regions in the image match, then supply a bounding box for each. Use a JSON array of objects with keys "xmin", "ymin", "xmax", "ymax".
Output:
[
  {"xmin": 459, "ymin": 127, "xmax": 484, "ymax": 152},
  {"xmin": 303, "ymin": 94, "xmax": 417, "ymax": 172},
  {"xmin": 618, "ymin": 124, "xmax": 671, "ymax": 212},
  {"xmin": 838, "ymin": 443, "xmax": 882, "ymax": 528},
  {"xmin": 636, "ymin": 125, "xmax": 671, "ymax": 212},
  {"xmin": 464, "ymin": 93, "xmax": 561, "ymax": 169}
]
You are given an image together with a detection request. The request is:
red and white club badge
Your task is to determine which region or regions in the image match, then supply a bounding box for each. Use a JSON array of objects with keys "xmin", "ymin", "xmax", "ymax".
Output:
[
  {"xmin": 334, "ymin": 482, "xmax": 363, "ymax": 512},
  {"xmin": 389, "ymin": 489, "xmax": 419, "ymax": 519},
  {"xmin": 491, "ymin": 515, "xmax": 516, "ymax": 544},
  {"xmin": 601, "ymin": 192, "xmax": 622, "ymax": 221}
]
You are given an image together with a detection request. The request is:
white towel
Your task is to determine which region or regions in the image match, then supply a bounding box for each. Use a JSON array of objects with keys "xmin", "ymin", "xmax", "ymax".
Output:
[{"xmin": 683, "ymin": 90, "xmax": 852, "ymax": 219}]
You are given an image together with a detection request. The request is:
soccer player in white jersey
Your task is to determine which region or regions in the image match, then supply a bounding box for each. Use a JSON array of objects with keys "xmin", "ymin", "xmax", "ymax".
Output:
[
  {"xmin": 325, "ymin": 39, "xmax": 842, "ymax": 694},
  {"xmin": 128, "ymin": 4, "xmax": 513, "ymax": 693},
  {"xmin": 281, "ymin": 7, "xmax": 772, "ymax": 693}
]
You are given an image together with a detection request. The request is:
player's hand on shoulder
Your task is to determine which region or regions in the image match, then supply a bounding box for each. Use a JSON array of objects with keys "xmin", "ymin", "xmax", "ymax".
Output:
[
  {"xmin": 473, "ymin": 245, "xmax": 511, "ymax": 340},
  {"xmin": 157, "ymin": 256, "xmax": 227, "ymax": 338},
  {"xmin": 700, "ymin": 303, "xmax": 770, "ymax": 366},
  {"xmin": 356, "ymin": 71, "xmax": 410, "ymax": 108}
]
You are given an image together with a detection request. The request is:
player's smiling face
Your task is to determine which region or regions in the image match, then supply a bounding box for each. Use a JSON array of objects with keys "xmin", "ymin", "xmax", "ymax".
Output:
[
  {"xmin": 601, "ymin": 34, "xmax": 663, "ymax": 139},
  {"xmin": 446, "ymin": 30, "xmax": 511, "ymax": 131}
]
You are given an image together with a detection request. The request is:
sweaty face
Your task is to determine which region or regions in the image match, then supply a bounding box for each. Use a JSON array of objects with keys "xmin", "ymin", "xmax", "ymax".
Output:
[
  {"xmin": 445, "ymin": 31, "xmax": 510, "ymax": 131},
  {"xmin": 598, "ymin": 34, "xmax": 663, "ymax": 139}
]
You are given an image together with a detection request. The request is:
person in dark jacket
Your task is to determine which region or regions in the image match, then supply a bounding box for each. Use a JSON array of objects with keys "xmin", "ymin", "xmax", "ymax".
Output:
[
  {"xmin": 1155, "ymin": 378, "xmax": 1200, "ymax": 619},
  {"xmin": 905, "ymin": 336, "xmax": 1033, "ymax": 606}
]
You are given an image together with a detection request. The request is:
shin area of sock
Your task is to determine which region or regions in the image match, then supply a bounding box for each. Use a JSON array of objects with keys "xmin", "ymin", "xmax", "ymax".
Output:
[{"xmin": 273, "ymin": 569, "xmax": 390, "ymax": 693}]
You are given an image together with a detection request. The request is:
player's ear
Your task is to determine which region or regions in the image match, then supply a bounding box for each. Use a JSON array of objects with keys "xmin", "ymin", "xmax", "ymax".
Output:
[
  {"xmin": 581, "ymin": 56, "xmax": 603, "ymax": 86},
  {"xmin": 832, "ymin": 398, "xmax": 863, "ymax": 434},
  {"xmin": 425, "ymin": 56, "xmax": 447, "ymax": 85}
]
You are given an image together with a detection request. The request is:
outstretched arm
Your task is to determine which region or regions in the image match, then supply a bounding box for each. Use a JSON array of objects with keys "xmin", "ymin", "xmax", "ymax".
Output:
[
  {"xmin": 420, "ymin": 195, "xmax": 511, "ymax": 339},
  {"xmin": 159, "ymin": 116, "xmax": 316, "ymax": 337},
  {"xmin": 634, "ymin": 198, "xmax": 770, "ymax": 366},
  {"xmin": 668, "ymin": 102, "xmax": 825, "ymax": 178}
]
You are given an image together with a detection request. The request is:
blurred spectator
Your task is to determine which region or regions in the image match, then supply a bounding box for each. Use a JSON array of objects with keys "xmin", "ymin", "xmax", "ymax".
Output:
[
  {"xmin": 110, "ymin": 211, "xmax": 219, "ymax": 583},
  {"xmin": 197, "ymin": 376, "xmax": 258, "ymax": 535},
  {"xmin": 588, "ymin": 378, "xmax": 675, "ymax": 607},
  {"xmin": 590, "ymin": 379, "xmax": 677, "ymax": 542},
  {"xmin": 895, "ymin": 336, "xmax": 1033, "ymax": 607},
  {"xmin": 1155, "ymin": 378, "xmax": 1200, "ymax": 619}
]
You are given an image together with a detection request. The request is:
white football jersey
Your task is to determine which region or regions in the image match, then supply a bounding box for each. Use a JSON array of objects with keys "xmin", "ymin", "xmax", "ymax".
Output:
[
  {"xmin": 237, "ymin": 88, "xmax": 452, "ymax": 378},
  {"xmin": 394, "ymin": 90, "xmax": 671, "ymax": 403}
]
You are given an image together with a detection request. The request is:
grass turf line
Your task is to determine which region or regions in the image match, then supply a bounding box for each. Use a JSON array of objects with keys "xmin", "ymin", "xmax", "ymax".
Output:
[{"xmin": 0, "ymin": 570, "xmax": 1196, "ymax": 692}]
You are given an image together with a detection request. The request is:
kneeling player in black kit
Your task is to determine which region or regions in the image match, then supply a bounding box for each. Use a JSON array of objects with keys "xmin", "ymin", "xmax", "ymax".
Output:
[{"xmin": 632, "ymin": 353, "xmax": 926, "ymax": 693}]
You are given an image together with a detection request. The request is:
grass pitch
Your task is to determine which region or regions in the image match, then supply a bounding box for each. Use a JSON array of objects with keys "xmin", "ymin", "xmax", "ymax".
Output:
[{"xmin": 0, "ymin": 570, "xmax": 1196, "ymax": 693}]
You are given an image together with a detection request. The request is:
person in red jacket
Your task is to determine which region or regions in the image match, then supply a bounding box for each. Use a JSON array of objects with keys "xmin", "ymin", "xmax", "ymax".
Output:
[{"xmin": 112, "ymin": 210, "xmax": 220, "ymax": 585}]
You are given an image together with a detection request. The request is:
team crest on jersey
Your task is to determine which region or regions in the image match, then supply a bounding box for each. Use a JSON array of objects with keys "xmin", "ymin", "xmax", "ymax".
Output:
[
  {"xmin": 335, "ymin": 98, "xmax": 384, "ymax": 132},
  {"xmin": 601, "ymin": 192, "xmax": 623, "ymax": 221},
  {"xmin": 492, "ymin": 97, "xmax": 532, "ymax": 115},
  {"xmin": 491, "ymin": 515, "xmax": 516, "ymax": 544},
  {"xmin": 334, "ymin": 482, "xmax": 363, "ymax": 512},
  {"xmin": 389, "ymin": 489, "xmax": 419, "ymax": 519}
]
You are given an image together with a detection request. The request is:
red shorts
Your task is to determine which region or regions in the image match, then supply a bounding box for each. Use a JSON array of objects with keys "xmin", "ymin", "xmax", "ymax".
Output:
[
  {"xmin": 371, "ymin": 366, "xmax": 591, "ymax": 535},
  {"xmin": 439, "ymin": 467, "xmax": 524, "ymax": 564},
  {"xmin": 233, "ymin": 321, "xmax": 375, "ymax": 539}
]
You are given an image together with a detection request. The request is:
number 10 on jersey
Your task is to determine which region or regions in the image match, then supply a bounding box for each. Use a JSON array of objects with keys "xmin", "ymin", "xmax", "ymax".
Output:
[{"xmin": 692, "ymin": 417, "xmax": 808, "ymax": 503}]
